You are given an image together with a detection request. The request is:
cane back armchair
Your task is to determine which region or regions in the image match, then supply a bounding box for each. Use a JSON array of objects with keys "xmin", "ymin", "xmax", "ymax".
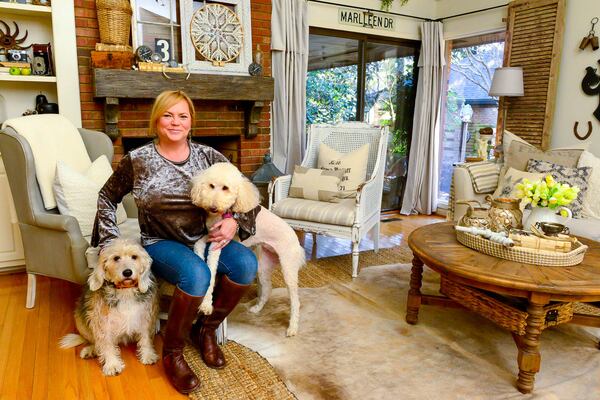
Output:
[{"xmin": 268, "ymin": 122, "xmax": 388, "ymax": 277}]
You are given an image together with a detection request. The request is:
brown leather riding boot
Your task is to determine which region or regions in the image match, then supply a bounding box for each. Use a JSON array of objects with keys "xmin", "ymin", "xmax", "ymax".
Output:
[
  {"xmin": 191, "ymin": 275, "xmax": 250, "ymax": 369},
  {"xmin": 163, "ymin": 287, "xmax": 203, "ymax": 394}
]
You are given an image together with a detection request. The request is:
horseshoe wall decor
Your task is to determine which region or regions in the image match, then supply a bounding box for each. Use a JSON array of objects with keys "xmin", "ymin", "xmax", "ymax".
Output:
[{"xmin": 573, "ymin": 120, "xmax": 593, "ymax": 140}]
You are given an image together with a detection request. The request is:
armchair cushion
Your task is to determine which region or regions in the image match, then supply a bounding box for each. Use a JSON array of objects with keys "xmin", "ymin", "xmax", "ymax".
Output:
[
  {"xmin": 2, "ymin": 115, "xmax": 92, "ymax": 209},
  {"xmin": 318, "ymin": 142, "xmax": 369, "ymax": 195},
  {"xmin": 272, "ymin": 197, "xmax": 356, "ymax": 226},
  {"xmin": 53, "ymin": 155, "xmax": 128, "ymax": 236},
  {"xmin": 526, "ymin": 159, "xmax": 592, "ymax": 218},
  {"xmin": 289, "ymin": 166, "xmax": 344, "ymax": 201}
]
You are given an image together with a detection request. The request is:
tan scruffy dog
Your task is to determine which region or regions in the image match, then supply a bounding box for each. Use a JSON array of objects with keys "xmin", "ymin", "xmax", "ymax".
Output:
[
  {"xmin": 59, "ymin": 239, "xmax": 160, "ymax": 376},
  {"xmin": 191, "ymin": 162, "xmax": 305, "ymax": 336}
]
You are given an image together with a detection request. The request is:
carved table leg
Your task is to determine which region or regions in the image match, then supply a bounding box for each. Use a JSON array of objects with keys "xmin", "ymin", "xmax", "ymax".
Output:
[
  {"xmin": 516, "ymin": 293, "xmax": 549, "ymax": 394},
  {"xmin": 405, "ymin": 255, "xmax": 424, "ymax": 325}
]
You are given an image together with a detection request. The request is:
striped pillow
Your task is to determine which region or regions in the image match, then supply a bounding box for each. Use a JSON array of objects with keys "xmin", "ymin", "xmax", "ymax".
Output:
[{"xmin": 289, "ymin": 166, "xmax": 344, "ymax": 202}]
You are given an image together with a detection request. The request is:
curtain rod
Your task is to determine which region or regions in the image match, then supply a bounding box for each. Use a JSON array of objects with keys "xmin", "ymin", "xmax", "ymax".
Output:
[
  {"xmin": 435, "ymin": 4, "xmax": 508, "ymax": 22},
  {"xmin": 308, "ymin": 1, "xmax": 508, "ymax": 23},
  {"xmin": 307, "ymin": 0, "xmax": 432, "ymax": 22}
]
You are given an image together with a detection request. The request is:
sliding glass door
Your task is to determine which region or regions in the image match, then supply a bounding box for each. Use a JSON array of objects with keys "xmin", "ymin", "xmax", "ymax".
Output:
[{"xmin": 306, "ymin": 29, "xmax": 419, "ymax": 210}]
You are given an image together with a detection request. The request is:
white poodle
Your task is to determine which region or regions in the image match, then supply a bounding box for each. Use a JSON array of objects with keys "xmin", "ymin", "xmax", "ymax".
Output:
[{"xmin": 190, "ymin": 162, "xmax": 305, "ymax": 336}]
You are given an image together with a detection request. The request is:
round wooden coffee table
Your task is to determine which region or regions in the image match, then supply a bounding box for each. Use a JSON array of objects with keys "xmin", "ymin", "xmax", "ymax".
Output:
[{"xmin": 406, "ymin": 222, "xmax": 600, "ymax": 394}]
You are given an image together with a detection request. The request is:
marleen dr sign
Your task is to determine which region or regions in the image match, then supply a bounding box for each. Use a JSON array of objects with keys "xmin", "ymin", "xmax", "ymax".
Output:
[{"xmin": 338, "ymin": 8, "xmax": 395, "ymax": 31}]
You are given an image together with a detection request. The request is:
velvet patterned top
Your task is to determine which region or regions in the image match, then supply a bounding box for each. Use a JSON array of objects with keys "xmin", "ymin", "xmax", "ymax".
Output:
[{"xmin": 91, "ymin": 141, "xmax": 258, "ymax": 249}]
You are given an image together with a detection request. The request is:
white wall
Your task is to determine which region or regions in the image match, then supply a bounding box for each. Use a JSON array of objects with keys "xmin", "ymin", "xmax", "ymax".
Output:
[
  {"xmin": 437, "ymin": 0, "xmax": 506, "ymax": 40},
  {"xmin": 551, "ymin": 0, "xmax": 600, "ymax": 155},
  {"xmin": 308, "ymin": 0, "xmax": 437, "ymax": 40}
]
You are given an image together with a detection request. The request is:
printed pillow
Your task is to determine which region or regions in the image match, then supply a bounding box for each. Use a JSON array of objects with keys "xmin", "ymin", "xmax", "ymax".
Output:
[
  {"xmin": 318, "ymin": 143, "xmax": 370, "ymax": 196},
  {"xmin": 505, "ymin": 140, "xmax": 583, "ymax": 172},
  {"xmin": 526, "ymin": 159, "xmax": 592, "ymax": 219},
  {"xmin": 288, "ymin": 166, "xmax": 344, "ymax": 202},
  {"xmin": 577, "ymin": 151, "xmax": 600, "ymax": 218},
  {"xmin": 492, "ymin": 167, "xmax": 545, "ymax": 208},
  {"xmin": 53, "ymin": 155, "xmax": 128, "ymax": 236}
]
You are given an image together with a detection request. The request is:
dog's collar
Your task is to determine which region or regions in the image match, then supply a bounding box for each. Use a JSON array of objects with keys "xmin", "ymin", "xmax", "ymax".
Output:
[{"xmin": 104, "ymin": 280, "xmax": 138, "ymax": 290}]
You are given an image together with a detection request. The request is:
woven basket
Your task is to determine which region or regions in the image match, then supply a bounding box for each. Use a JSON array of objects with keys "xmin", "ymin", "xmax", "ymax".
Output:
[
  {"xmin": 96, "ymin": 0, "xmax": 132, "ymax": 46},
  {"xmin": 456, "ymin": 230, "xmax": 588, "ymax": 267},
  {"xmin": 440, "ymin": 277, "xmax": 574, "ymax": 335}
]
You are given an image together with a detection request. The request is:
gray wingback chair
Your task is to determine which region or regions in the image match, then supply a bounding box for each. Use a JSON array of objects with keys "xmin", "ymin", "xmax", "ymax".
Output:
[{"xmin": 0, "ymin": 125, "xmax": 137, "ymax": 308}]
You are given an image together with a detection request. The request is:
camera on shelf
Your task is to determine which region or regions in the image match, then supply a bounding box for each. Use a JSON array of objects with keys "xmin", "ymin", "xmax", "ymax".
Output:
[{"xmin": 7, "ymin": 50, "xmax": 29, "ymax": 63}]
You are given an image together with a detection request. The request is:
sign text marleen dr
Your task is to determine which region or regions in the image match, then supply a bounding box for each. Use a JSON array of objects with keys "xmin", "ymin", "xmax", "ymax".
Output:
[{"xmin": 338, "ymin": 8, "xmax": 395, "ymax": 31}]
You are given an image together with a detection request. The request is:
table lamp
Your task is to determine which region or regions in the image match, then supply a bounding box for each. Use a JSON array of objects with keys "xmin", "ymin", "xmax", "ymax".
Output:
[{"xmin": 489, "ymin": 67, "xmax": 524, "ymax": 154}]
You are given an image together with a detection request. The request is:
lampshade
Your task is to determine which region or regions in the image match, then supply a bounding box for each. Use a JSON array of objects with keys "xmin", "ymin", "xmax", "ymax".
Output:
[{"xmin": 489, "ymin": 67, "xmax": 524, "ymax": 97}]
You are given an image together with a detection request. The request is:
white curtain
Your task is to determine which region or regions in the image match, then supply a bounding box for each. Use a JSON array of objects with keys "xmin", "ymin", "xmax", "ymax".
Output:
[
  {"xmin": 400, "ymin": 21, "xmax": 445, "ymax": 215},
  {"xmin": 271, "ymin": 0, "xmax": 309, "ymax": 174}
]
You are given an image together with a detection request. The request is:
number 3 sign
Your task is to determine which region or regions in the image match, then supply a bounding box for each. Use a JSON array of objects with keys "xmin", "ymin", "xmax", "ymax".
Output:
[{"xmin": 155, "ymin": 39, "xmax": 171, "ymax": 62}]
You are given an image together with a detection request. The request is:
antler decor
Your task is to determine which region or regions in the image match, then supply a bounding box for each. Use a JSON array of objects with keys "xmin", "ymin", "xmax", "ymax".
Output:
[{"xmin": 0, "ymin": 20, "xmax": 32, "ymax": 55}]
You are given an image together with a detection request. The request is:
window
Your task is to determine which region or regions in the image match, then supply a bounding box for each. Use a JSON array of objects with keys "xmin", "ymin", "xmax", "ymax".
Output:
[
  {"xmin": 438, "ymin": 33, "xmax": 505, "ymax": 207},
  {"xmin": 306, "ymin": 29, "xmax": 419, "ymax": 210},
  {"xmin": 132, "ymin": 0, "xmax": 253, "ymax": 75},
  {"xmin": 306, "ymin": 35, "xmax": 359, "ymax": 124},
  {"xmin": 133, "ymin": 0, "xmax": 182, "ymax": 63}
]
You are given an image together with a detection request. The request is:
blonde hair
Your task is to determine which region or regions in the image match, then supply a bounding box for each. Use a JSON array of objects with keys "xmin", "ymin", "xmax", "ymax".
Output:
[{"xmin": 148, "ymin": 90, "xmax": 195, "ymax": 137}]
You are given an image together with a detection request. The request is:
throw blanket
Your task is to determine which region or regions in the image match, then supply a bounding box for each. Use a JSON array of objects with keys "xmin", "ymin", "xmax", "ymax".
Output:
[
  {"xmin": 462, "ymin": 161, "xmax": 501, "ymax": 193},
  {"xmin": 2, "ymin": 115, "xmax": 91, "ymax": 210}
]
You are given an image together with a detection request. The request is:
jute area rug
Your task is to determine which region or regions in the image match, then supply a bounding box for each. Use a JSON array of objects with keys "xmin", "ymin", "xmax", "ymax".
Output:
[
  {"xmin": 184, "ymin": 245, "xmax": 412, "ymax": 400},
  {"xmin": 185, "ymin": 341, "xmax": 296, "ymax": 400}
]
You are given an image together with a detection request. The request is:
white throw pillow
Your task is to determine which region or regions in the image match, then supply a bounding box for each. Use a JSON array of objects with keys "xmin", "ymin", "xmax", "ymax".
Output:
[
  {"xmin": 492, "ymin": 167, "xmax": 545, "ymax": 208},
  {"xmin": 53, "ymin": 155, "xmax": 128, "ymax": 237},
  {"xmin": 318, "ymin": 143, "xmax": 370, "ymax": 196},
  {"xmin": 578, "ymin": 150, "xmax": 600, "ymax": 218}
]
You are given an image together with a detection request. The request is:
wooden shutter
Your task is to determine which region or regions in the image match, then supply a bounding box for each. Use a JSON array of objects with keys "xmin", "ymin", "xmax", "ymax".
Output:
[{"xmin": 500, "ymin": 0, "xmax": 565, "ymax": 150}]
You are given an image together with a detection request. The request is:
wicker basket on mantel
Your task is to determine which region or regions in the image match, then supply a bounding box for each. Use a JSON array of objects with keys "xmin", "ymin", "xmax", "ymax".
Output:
[{"xmin": 96, "ymin": 0, "xmax": 132, "ymax": 46}]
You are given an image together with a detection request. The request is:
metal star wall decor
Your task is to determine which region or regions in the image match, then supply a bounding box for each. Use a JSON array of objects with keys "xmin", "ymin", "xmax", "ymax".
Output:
[{"xmin": 190, "ymin": 4, "xmax": 244, "ymax": 67}]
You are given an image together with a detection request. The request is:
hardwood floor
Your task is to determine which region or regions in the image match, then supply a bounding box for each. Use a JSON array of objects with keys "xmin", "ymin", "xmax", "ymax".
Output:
[{"xmin": 0, "ymin": 214, "xmax": 443, "ymax": 399}]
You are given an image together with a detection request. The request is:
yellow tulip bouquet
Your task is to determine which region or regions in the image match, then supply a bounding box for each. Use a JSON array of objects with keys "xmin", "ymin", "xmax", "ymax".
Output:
[{"xmin": 514, "ymin": 175, "xmax": 579, "ymax": 217}]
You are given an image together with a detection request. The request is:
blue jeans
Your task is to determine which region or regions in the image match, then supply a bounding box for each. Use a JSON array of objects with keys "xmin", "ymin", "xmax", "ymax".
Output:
[{"xmin": 144, "ymin": 239, "xmax": 257, "ymax": 296}]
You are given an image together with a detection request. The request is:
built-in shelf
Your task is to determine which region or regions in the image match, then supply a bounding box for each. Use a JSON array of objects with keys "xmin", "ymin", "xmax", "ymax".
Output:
[
  {"xmin": 0, "ymin": 75, "xmax": 56, "ymax": 83},
  {"xmin": 0, "ymin": 2, "xmax": 52, "ymax": 16}
]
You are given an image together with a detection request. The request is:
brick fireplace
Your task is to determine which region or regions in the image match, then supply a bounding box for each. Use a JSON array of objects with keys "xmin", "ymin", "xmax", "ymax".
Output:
[{"xmin": 74, "ymin": 0, "xmax": 273, "ymax": 175}]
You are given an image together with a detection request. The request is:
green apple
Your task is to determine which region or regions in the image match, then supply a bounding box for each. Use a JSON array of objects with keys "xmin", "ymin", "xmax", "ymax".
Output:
[
  {"xmin": 21, "ymin": 67, "xmax": 31, "ymax": 76},
  {"xmin": 9, "ymin": 67, "xmax": 21, "ymax": 75}
]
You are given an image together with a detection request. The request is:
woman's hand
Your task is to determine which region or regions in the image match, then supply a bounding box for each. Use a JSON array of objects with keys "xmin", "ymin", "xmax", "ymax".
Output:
[{"xmin": 208, "ymin": 217, "xmax": 238, "ymax": 250}]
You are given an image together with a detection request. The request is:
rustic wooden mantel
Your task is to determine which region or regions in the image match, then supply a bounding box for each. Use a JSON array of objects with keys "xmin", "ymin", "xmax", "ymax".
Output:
[{"xmin": 93, "ymin": 69, "xmax": 275, "ymax": 139}]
